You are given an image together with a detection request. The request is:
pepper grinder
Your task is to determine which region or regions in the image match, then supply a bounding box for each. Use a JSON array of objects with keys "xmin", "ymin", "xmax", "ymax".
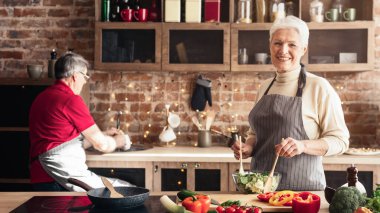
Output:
[
  {"xmin": 343, "ymin": 164, "xmax": 367, "ymax": 195},
  {"xmin": 48, "ymin": 49, "xmax": 57, "ymax": 78}
]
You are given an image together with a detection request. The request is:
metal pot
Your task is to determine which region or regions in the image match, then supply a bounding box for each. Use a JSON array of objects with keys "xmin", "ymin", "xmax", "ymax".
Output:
[{"xmin": 68, "ymin": 178, "xmax": 149, "ymax": 209}]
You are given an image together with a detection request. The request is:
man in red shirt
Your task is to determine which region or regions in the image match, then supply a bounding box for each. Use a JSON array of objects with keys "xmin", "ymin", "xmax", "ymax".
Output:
[{"xmin": 29, "ymin": 53, "xmax": 132, "ymax": 191}]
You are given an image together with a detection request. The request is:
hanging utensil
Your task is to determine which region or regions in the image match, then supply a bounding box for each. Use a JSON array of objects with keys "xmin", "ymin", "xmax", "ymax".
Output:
[
  {"xmin": 263, "ymin": 138, "xmax": 282, "ymax": 193},
  {"xmin": 238, "ymin": 136, "xmax": 245, "ymax": 174},
  {"xmin": 101, "ymin": 177, "xmax": 124, "ymax": 198}
]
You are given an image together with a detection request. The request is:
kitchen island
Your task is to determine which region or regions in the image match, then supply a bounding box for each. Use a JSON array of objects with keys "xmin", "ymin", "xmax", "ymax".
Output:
[
  {"xmin": 1, "ymin": 191, "xmax": 330, "ymax": 212},
  {"xmin": 86, "ymin": 146, "xmax": 380, "ymax": 192}
]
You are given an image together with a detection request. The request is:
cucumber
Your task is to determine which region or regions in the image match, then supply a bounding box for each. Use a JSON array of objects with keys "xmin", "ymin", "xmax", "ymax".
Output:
[{"xmin": 177, "ymin": 189, "xmax": 198, "ymax": 201}]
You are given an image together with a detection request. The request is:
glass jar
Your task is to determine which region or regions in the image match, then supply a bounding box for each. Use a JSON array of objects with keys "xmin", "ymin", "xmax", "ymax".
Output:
[
  {"xmin": 331, "ymin": 0, "xmax": 343, "ymax": 21},
  {"xmin": 309, "ymin": 0, "xmax": 324, "ymax": 22},
  {"xmin": 255, "ymin": 0, "xmax": 268, "ymax": 23},
  {"xmin": 237, "ymin": 0, "xmax": 252, "ymax": 23},
  {"xmin": 270, "ymin": 0, "xmax": 285, "ymax": 22}
]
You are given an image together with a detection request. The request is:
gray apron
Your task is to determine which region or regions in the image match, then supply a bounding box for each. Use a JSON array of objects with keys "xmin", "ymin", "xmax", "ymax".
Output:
[
  {"xmin": 38, "ymin": 135, "xmax": 133, "ymax": 192},
  {"xmin": 248, "ymin": 67, "xmax": 326, "ymax": 191}
]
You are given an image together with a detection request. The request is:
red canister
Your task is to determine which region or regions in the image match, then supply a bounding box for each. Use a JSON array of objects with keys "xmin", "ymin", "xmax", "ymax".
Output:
[{"xmin": 204, "ymin": 0, "xmax": 220, "ymax": 22}]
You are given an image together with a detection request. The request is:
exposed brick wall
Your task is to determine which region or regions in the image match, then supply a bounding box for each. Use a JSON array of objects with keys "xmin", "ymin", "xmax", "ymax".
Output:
[{"xmin": 1, "ymin": 1, "xmax": 380, "ymax": 148}]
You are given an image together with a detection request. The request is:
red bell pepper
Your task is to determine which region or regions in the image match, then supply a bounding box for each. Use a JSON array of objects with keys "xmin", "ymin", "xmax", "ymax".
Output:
[
  {"xmin": 182, "ymin": 195, "xmax": 211, "ymax": 213},
  {"xmin": 257, "ymin": 192, "xmax": 275, "ymax": 202},
  {"xmin": 292, "ymin": 192, "xmax": 320, "ymax": 213}
]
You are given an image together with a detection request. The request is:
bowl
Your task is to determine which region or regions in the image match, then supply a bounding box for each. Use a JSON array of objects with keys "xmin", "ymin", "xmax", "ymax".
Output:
[{"xmin": 232, "ymin": 171, "xmax": 282, "ymax": 194}]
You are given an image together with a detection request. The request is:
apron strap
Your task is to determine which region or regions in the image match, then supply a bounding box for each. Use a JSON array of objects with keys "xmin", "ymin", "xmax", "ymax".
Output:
[
  {"xmin": 264, "ymin": 76, "xmax": 276, "ymax": 95},
  {"xmin": 296, "ymin": 64, "xmax": 307, "ymax": 97}
]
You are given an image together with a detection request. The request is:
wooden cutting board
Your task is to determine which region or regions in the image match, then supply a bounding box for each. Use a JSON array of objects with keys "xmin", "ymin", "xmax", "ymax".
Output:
[{"xmin": 209, "ymin": 194, "xmax": 292, "ymax": 212}]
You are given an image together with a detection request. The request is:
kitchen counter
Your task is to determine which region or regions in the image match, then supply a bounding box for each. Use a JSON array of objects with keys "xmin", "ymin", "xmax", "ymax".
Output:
[
  {"xmin": 86, "ymin": 145, "xmax": 380, "ymax": 164},
  {"xmin": 1, "ymin": 191, "xmax": 330, "ymax": 213}
]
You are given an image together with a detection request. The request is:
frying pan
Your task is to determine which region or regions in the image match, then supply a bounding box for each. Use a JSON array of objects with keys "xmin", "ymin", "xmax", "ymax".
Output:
[{"xmin": 68, "ymin": 178, "xmax": 149, "ymax": 209}]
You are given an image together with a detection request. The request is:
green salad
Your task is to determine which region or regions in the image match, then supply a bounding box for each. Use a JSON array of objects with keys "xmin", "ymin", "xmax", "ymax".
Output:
[{"xmin": 233, "ymin": 172, "xmax": 281, "ymax": 194}]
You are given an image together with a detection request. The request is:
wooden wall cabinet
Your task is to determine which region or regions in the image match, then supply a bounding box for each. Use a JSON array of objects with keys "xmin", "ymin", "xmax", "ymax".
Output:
[{"xmin": 95, "ymin": 0, "xmax": 374, "ymax": 72}]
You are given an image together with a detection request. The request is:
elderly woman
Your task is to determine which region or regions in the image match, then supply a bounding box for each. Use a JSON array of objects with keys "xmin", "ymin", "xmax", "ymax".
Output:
[
  {"xmin": 29, "ymin": 53, "xmax": 133, "ymax": 191},
  {"xmin": 232, "ymin": 16, "xmax": 349, "ymax": 191}
]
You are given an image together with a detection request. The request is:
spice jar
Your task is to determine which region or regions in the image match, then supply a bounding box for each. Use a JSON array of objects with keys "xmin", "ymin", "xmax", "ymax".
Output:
[{"xmin": 237, "ymin": 0, "xmax": 253, "ymax": 23}]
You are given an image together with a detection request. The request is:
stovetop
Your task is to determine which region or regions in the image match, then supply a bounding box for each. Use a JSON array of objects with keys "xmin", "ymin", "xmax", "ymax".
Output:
[{"xmin": 11, "ymin": 196, "xmax": 168, "ymax": 213}]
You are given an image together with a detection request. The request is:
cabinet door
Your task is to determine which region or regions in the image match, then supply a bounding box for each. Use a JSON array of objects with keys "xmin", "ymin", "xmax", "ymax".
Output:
[
  {"xmin": 306, "ymin": 22, "xmax": 374, "ymax": 72},
  {"xmin": 153, "ymin": 162, "xmax": 229, "ymax": 192},
  {"xmin": 153, "ymin": 162, "xmax": 189, "ymax": 192},
  {"xmin": 231, "ymin": 23, "xmax": 275, "ymax": 72},
  {"xmin": 162, "ymin": 23, "xmax": 230, "ymax": 71},
  {"xmin": 94, "ymin": 22, "xmax": 162, "ymax": 71},
  {"xmin": 87, "ymin": 161, "xmax": 153, "ymax": 191}
]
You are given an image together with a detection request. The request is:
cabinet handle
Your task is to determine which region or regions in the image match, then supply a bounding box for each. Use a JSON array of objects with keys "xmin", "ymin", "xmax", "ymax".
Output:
[
  {"xmin": 194, "ymin": 163, "xmax": 200, "ymax": 168},
  {"xmin": 181, "ymin": 163, "xmax": 188, "ymax": 168},
  {"xmin": 154, "ymin": 165, "xmax": 158, "ymax": 173}
]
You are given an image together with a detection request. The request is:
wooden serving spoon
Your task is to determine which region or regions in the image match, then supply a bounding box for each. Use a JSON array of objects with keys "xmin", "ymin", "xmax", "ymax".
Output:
[{"xmin": 101, "ymin": 177, "xmax": 124, "ymax": 198}]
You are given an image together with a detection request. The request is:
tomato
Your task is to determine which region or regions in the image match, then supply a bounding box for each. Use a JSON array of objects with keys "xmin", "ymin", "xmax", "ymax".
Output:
[
  {"xmin": 257, "ymin": 192, "xmax": 275, "ymax": 202},
  {"xmin": 225, "ymin": 207, "xmax": 236, "ymax": 213},
  {"xmin": 253, "ymin": 207, "xmax": 262, "ymax": 213},
  {"xmin": 216, "ymin": 206, "xmax": 225, "ymax": 213},
  {"xmin": 234, "ymin": 208, "xmax": 244, "ymax": 213}
]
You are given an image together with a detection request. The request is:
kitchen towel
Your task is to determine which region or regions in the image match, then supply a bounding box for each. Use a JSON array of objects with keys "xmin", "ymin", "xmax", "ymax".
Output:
[{"xmin": 191, "ymin": 76, "xmax": 212, "ymax": 111}]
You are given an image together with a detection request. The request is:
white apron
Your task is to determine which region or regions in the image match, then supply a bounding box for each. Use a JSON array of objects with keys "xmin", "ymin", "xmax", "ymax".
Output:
[{"xmin": 38, "ymin": 135, "xmax": 133, "ymax": 192}]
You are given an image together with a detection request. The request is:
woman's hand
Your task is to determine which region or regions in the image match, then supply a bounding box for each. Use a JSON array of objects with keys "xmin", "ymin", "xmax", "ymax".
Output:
[
  {"xmin": 275, "ymin": 137, "xmax": 305, "ymax": 158},
  {"xmin": 231, "ymin": 141, "xmax": 253, "ymax": 159}
]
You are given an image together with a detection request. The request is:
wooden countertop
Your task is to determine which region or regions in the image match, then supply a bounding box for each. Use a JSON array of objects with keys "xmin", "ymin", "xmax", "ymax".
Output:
[
  {"xmin": 86, "ymin": 146, "xmax": 380, "ymax": 164},
  {"xmin": 0, "ymin": 191, "xmax": 330, "ymax": 213}
]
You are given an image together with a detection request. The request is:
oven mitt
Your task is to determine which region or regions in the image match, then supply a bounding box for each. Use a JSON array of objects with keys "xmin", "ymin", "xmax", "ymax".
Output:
[{"xmin": 191, "ymin": 78, "xmax": 212, "ymax": 111}]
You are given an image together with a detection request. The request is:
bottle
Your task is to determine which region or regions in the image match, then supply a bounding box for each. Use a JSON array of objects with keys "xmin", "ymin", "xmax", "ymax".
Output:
[
  {"xmin": 342, "ymin": 164, "xmax": 367, "ymax": 195},
  {"xmin": 102, "ymin": 0, "xmax": 110, "ymax": 22},
  {"xmin": 309, "ymin": 0, "xmax": 324, "ymax": 22},
  {"xmin": 239, "ymin": 48, "xmax": 249, "ymax": 64},
  {"xmin": 48, "ymin": 49, "xmax": 57, "ymax": 78},
  {"xmin": 331, "ymin": 0, "xmax": 343, "ymax": 21}
]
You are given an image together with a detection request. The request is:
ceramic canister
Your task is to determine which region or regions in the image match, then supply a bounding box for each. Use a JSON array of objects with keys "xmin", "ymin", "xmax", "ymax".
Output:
[
  {"xmin": 185, "ymin": 0, "xmax": 202, "ymax": 23},
  {"xmin": 205, "ymin": 0, "xmax": 220, "ymax": 22},
  {"xmin": 165, "ymin": 0, "xmax": 181, "ymax": 22}
]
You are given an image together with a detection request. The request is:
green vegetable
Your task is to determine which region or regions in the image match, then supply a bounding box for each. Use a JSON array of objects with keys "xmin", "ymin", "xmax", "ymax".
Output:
[
  {"xmin": 177, "ymin": 189, "xmax": 198, "ymax": 201},
  {"xmin": 329, "ymin": 186, "xmax": 366, "ymax": 213},
  {"xmin": 220, "ymin": 200, "xmax": 241, "ymax": 207},
  {"xmin": 160, "ymin": 195, "xmax": 192, "ymax": 213},
  {"xmin": 365, "ymin": 184, "xmax": 380, "ymax": 213}
]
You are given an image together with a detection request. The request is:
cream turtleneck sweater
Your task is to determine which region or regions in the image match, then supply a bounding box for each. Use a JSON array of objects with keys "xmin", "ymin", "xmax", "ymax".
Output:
[{"xmin": 248, "ymin": 67, "xmax": 350, "ymax": 156}]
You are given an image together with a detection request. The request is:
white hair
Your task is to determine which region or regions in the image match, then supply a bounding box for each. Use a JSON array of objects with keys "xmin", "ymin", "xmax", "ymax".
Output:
[{"xmin": 269, "ymin": 16, "xmax": 309, "ymax": 48}]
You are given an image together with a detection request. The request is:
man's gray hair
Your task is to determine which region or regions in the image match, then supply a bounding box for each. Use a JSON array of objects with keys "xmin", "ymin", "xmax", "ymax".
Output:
[
  {"xmin": 55, "ymin": 52, "xmax": 89, "ymax": 80},
  {"xmin": 269, "ymin": 16, "xmax": 309, "ymax": 48}
]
